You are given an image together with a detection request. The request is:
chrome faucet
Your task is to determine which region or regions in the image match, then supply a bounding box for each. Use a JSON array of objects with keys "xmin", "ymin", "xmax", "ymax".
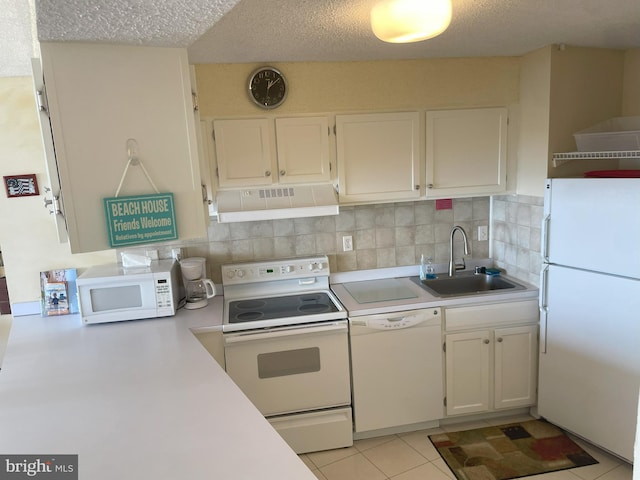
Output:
[{"xmin": 448, "ymin": 226, "xmax": 469, "ymax": 276}]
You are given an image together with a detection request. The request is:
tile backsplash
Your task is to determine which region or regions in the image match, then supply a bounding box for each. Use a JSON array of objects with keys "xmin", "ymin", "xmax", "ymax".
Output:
[
  {"xmin": 179, "ymin": 197, "xmax": 491, "ymax": 283},
  {"xmin": 491, "ymin": 194, "xmax": 544, "ymax": 286}
]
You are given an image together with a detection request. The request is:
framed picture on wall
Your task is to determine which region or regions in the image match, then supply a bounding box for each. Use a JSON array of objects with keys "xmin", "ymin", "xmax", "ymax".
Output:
[{"xmin": 4, "ymin": 174, "xmax": 39, "ymax": 198}]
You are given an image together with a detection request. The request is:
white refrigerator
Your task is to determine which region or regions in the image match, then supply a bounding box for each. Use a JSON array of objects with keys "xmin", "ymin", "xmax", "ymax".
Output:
[{"xmin": 539, "ymin": 178, "xmax": 640, "ymax": 462}]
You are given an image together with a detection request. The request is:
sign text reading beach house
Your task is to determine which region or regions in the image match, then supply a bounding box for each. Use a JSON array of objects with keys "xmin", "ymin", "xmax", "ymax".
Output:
[{"xmin": 104, "ymin": 193, "xmax": 177, "ymax": 247}]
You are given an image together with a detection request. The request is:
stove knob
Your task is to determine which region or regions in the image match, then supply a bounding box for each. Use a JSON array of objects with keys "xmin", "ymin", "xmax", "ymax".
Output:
[
  {"xmin": 236, "ymin": 269, "xmax": 245, "ymax": 278},
  {"xmin": 284, "ymin": 265, "xmax": 295, "ymax": 273},
  {"xmin": 226, "ymin": 270, "xmax": 235, "ymax": 279},
  {"xmin": 316, "ymin": 261, "xmax": 325, "ymax": 270}
]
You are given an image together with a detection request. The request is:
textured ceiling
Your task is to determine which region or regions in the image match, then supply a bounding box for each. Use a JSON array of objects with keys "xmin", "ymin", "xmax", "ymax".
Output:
[
  {"xmin": 2, "ymin": 0, "xmax": 640, "ymax": 77},
  {"xmin": 0, "ymin": 0, "xmax": 39, "ymax": 77},
  {"xmin": 188, "ymin": 0, "xmax": 640, "ymax": 63},
  {"xmin": 35, "ymin": 0, "xmax": 238, "ymax": 46}
]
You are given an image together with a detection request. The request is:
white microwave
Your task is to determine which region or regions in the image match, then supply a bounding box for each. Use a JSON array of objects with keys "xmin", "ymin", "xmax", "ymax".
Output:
[{"xmin": 77, "ymin": 259, "xmax": 180, "ymax": 324}]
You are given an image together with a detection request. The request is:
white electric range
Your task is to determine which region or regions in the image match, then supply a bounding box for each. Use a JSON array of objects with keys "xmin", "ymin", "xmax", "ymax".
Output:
[{"xmin": 220, "ymin": 256, "xmax": 352, "ymax": 454}]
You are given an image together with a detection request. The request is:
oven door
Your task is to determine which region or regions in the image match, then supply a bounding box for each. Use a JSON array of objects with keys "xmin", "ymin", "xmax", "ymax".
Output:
[{"xmin": 223, "ymin": 321, "xmax": 350, "ymax": 417}]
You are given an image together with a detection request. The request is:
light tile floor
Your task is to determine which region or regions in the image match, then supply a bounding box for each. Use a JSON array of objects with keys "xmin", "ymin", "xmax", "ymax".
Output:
[{"xmin": 299, "ymin": 415, "xmax": 634, "ymax": 480}]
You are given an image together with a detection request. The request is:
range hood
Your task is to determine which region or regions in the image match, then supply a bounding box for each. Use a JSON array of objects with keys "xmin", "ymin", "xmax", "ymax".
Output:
[{"xmin": 215, "ymin": 184, "xmax": 339, "ymax": 223}]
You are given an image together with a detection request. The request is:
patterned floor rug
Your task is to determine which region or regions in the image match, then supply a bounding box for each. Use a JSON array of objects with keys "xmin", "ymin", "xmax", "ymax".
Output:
[{"xmin": 429, "ymin": 419, "xmax": 598, "ymax": 480}]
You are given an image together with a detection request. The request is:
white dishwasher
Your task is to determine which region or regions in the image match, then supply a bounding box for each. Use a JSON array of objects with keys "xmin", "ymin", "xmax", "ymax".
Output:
[{"xmin": 349, "ymin": 307, "xmax": 443, "ymax": 435}]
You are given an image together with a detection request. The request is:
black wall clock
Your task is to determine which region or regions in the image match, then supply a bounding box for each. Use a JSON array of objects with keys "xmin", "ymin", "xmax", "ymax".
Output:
[{"xmin": 248, "ymin": 67, "xmax": 288, "ymax": 109}]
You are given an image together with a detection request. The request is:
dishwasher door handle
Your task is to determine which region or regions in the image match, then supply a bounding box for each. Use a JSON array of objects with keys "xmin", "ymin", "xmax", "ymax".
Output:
[{"xmin": 365, "ymin": 311, "xmax": 440, "ymax": 330}]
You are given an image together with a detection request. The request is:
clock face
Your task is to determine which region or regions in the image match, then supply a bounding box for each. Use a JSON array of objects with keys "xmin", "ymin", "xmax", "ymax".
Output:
[{"xmin": 248, "ymin": 67, "xmax": 287, "ymax": 109}]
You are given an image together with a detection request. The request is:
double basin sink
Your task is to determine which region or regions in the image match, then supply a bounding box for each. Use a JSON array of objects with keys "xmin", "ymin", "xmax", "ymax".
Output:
[{"xmin": 410, "ymin": 272, "xmax": 526, "ymax": 298}]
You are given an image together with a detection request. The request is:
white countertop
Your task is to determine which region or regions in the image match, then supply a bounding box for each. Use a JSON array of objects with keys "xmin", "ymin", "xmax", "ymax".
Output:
[
  {"xmin": 0, "ymin": 298, "xmax": 315, "ymax": 480},
  {"xmin": 331, "ymin": 266, "xmax": 539, "ymax": 317}
]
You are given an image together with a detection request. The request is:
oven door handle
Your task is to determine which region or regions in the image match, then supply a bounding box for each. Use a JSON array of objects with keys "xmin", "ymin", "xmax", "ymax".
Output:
[{"xmin": 224, "ymin": 322, "xmax": 347, "ymax": 344}]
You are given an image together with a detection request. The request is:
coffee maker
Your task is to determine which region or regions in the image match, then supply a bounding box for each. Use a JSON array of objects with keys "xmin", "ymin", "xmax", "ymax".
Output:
[{"xmin": 179, "ymin": 257, "xmax": 216, "ymax": 310}]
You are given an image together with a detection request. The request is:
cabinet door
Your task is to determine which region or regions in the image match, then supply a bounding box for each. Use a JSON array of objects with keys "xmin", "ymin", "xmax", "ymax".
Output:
[
  {"xmin": 494, "ymin": 325, "xmax": 538, "ymax": 410},
  {"xmin": 445, "ymin": 330, "xmax": 491, "ymax": 416},
  {"xmin": 426, "ymin": 107, "xmax": 507, "ymax": 197},
  {"xmin": 40, "ymin": 42, "xmax": 206, "ymax": 253},
  {"xmin": 31, "ymin": 58, "xmax": 68, "ymax": 243},
  {"xmin": 275, "ymin": 117, "xmax": 331, "ymax": 184},
  {"xmin": 336, "ymin": 112, "xmax": 420, "ymax": 203},
  {"xmin": 213, "ymin": 118, "xmax": 276, "ymax": 187}
]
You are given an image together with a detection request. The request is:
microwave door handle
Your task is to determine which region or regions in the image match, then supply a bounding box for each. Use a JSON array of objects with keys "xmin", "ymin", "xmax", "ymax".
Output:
[{"xmin": 224, "ymin": 322, "xmax": 347, "ymax": 345}]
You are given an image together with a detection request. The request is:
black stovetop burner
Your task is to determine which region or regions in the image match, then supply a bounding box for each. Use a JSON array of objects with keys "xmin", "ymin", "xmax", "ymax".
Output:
[{"xmin": 227, "ymin": 292, "xmax": 339, "ymax": 324}]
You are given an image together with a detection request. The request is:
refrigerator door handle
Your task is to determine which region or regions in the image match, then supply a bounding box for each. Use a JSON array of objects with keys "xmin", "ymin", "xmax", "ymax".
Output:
[
  {"xmin": 539, "ymin": 265, "xmax": 549, "ymax": 354},
  {"xmin": 539, "ymin": 307, "xmax": 548, "ymax": 354},
  {"xmin": 541, "ymin": 214, "xmax": 550, "ymax": 263}
]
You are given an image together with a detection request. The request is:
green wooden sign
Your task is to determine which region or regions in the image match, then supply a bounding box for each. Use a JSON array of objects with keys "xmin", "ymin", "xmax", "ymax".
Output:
[{"xmin": 103, "ymin": 193, "xmax": 178, "ymax": 247}]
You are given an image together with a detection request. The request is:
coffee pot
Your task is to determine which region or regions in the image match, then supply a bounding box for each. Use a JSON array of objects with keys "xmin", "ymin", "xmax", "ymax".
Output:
[{"xmin": 180, "ymin": 257, "xmax": 216, "ymax": 310}]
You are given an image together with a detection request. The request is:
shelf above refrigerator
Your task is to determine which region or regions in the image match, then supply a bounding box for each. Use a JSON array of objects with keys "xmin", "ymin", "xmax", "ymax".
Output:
[{"xmin": 552, "ymin": 150, "xmax": 640, "ymax": 167}]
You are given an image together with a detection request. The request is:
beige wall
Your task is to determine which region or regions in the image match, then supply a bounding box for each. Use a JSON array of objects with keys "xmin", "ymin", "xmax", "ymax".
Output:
[
  {"xmin": 621, "ymin": 49, "xmax": 640, "ymax": 170},
  {"xmin": 0, "ymin": 77, "xmax": 115, "ymax": 307},
  {"xmin": 548, "ymin": 46, "xmax": 625, "ymax": 178},
  {"xmin": 516, "ymin": 46, "xmax": 636, "ymax": 195},
  {"xmin": 195, "ymin": 57, "xmax": 521, "ymax": 117},
  {"xmin": 622, "ymin": 49, "xmax": 640, "ymax": 116}
]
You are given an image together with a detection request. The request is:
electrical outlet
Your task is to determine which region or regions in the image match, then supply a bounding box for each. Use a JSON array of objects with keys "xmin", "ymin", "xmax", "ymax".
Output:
[
  {"xmin": 342, "ymin": 235, "xmax": 353, "ymax": 252},
  {"xmin": 478, "ymin": 225, "xmax": 488, "ymax": 241}
]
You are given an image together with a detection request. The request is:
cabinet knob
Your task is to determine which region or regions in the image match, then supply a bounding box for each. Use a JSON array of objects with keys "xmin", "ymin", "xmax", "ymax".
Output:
[
  {"xmin": 265, "ymin": 171, "xmax": 271, "ymax": 177},
  {"xmin": 427, "ymin": 183, "xmax": 434, "ymax": 189},
  {"xmin": 415, "ymin": 185, "xmax": 420, "ymax": 190},
  {"xmin": 483, "ymin": 339, "xmax": 490, "ymax": 344},
  {"xmin": 280, "ymin": 170, "xmax": 286, "ymax": 176},
  {"xmin": 497, "ymin": 337, "xmax": 503, "ymax": 343}
]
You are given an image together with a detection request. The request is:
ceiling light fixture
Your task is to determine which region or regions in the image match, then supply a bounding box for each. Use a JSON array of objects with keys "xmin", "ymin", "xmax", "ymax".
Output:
[{"xmin": 371, "ymin": 0, "xmax": 452, "ymax": 43}]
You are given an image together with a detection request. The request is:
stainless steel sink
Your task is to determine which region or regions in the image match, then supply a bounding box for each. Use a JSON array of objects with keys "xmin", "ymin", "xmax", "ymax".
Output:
[{"xmin": 411, "ymin": 273, "xmax": 526, "ymax": 297}]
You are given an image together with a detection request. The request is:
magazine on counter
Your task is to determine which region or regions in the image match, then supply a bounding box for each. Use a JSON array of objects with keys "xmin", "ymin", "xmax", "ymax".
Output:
[{"xmin": 40, "ymin": 269, "xmax": 78, "ymax": 316}]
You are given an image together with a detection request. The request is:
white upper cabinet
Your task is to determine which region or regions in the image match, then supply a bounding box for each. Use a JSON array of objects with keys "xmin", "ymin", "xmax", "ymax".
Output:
[
  {"xmin": 426, "ymin": 107, "xmax": 507, "ymax": 197},
  {"xmin": 38, "ymin": 42, "xmax": 207, "ymax": 253},
  {"xmin": 336, "ymin": 112, "xmax": 420, "ymax": 203},
  {"xmin": 213, "ymin": 118, "xmax": 275, "ymax": 188},
  {"xmin": 213, "ymin": 117, "xmax": 330, "ymax": 188},
  {"xmin": 275, "ymin": 117, "xmax": 331, "ymax": 184}
]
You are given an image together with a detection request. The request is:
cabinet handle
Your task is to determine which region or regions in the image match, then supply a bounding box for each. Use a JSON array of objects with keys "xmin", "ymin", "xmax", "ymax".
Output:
[
  {"xmin": 280, "ymin": 170, "xmax": 286, "ymax": 176},
  {"xmin": 265, "ymin": 171, "xmax": 271, "ymax": 177},
  {"xmin": 483, "ymin": 339, "xmax": 490, "ymax": 344},
  {"xmin": 497, "ymin": 337, "xmax": 503, "ymax": 343}
]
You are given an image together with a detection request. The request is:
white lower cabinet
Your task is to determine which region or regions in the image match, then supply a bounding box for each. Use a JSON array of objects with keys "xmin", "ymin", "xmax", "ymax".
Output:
[{"xmin": 444, "ymin": 300, "xmax": 538, "ymax": 416}]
